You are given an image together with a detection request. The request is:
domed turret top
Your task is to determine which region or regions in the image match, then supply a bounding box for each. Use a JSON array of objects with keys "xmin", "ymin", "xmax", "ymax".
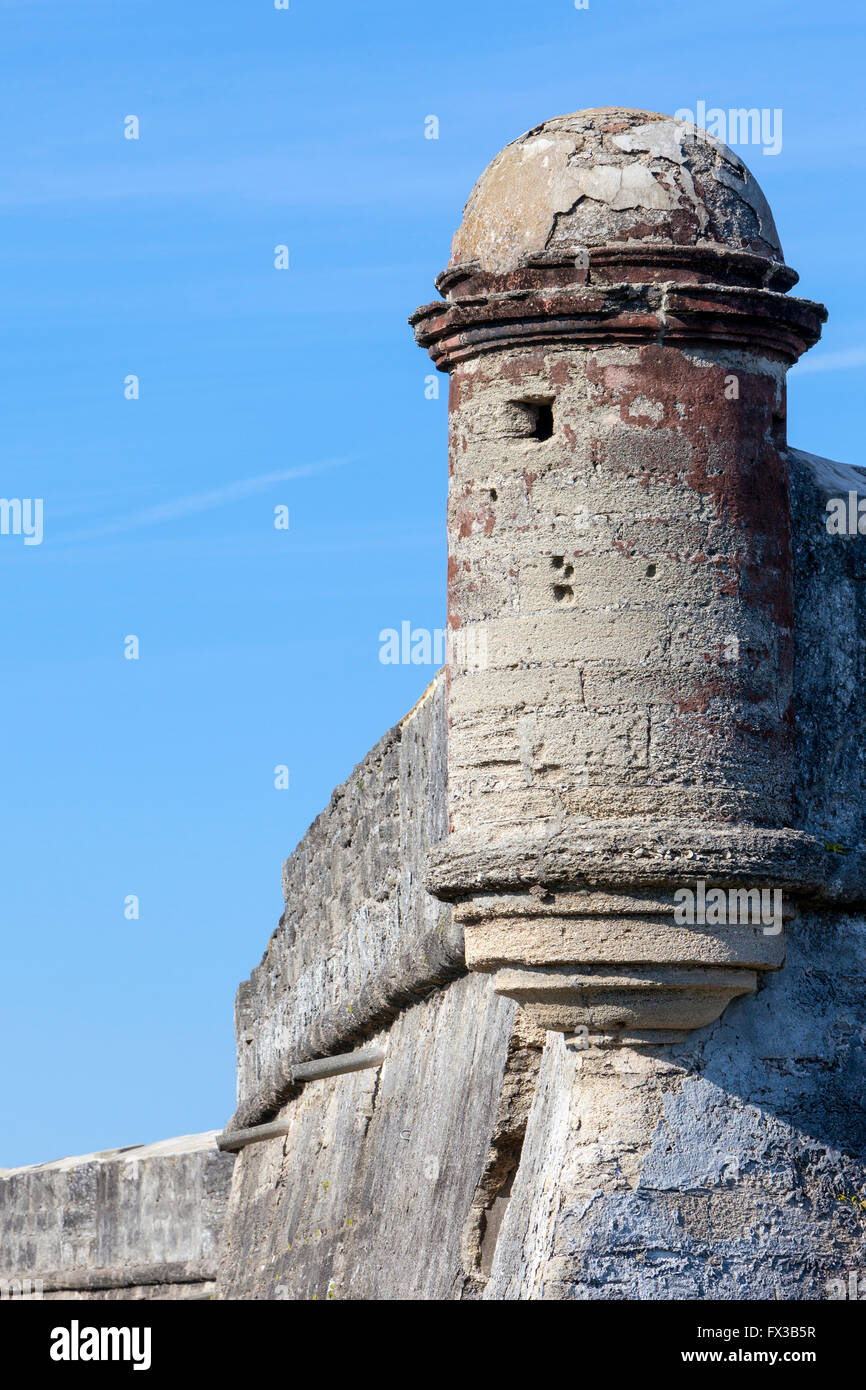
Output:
[{"xmin": 450, "ymin": 108, "xmax": 783, "ymax": 273}]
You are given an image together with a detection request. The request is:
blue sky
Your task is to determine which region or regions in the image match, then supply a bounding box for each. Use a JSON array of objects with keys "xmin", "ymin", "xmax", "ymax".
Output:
[{"xmin": 1, "ymin": 0, "xmax": 863, "ymax": 1167}]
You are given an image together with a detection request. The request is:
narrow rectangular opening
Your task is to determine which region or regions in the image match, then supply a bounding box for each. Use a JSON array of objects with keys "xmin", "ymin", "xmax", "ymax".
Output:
[
  {"xmin": 510, "ymin": 397, "xmax": 555, "ymax": 441},
  {"xmin": 533, "ymin": 401, "xmax": 554, "ymax": 440}
]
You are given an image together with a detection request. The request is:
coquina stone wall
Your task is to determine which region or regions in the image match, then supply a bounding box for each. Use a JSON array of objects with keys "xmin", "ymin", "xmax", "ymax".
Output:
[
  {"xmin": 485, "ymin": 906, "xmax": 866, "ymax": 1299},
  {"xmin": 217, "ymin": 672, "xmax": 548, "ymax": 1299},
  {"xmin": 230, "ymin": 675, "xmax": 463, "ymax": 1134},
  {"xmin": 0, "ymin": 1134, "xmax": 233, "ymax": 1300}
]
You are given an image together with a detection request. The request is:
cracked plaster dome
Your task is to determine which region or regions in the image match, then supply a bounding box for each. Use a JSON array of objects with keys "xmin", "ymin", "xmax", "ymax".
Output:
[{"xmin": 449, "ymin": 107, "xmax": 783, "ymax": 275}]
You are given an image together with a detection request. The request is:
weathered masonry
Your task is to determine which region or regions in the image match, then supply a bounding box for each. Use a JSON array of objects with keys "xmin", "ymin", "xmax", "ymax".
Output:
[
  {"xmin": 3, "ymin": 108, "xmax": 866, "ymax": 1300},
  {"xmin": 0, "ymin": 1135, "xmax": 232, "ymax": 1300}
]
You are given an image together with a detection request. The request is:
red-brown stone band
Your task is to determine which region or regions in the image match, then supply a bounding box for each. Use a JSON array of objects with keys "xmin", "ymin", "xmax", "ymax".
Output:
[{"xmin": 412, "ymin": 276, "xmax": 826, "ymax": 371}]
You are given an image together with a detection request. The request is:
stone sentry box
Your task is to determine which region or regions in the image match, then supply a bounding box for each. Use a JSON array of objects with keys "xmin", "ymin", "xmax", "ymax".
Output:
[{"xmin": 412, "ymin": 107, "xmax": 866, "ymax": 1043}]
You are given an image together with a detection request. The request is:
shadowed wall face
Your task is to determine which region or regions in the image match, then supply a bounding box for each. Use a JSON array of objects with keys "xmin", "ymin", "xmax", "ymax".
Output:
[{"xmin": 483, "ymin": 908, "xmax": 866, "ymax": 1302}]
